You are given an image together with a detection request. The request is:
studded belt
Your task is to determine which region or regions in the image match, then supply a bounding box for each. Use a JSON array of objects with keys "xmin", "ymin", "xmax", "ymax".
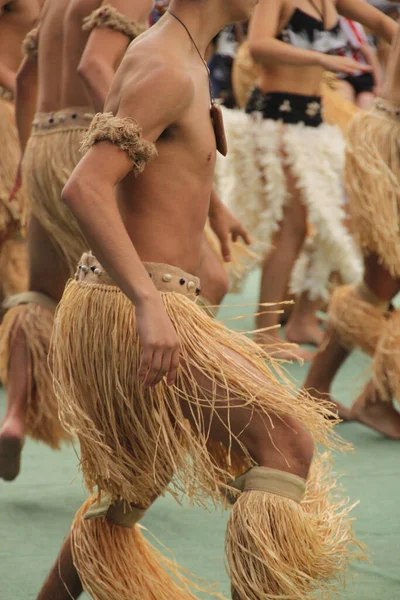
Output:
[
  {"xmin": 76, "ymin": 252, "xmax": 201, "ymax": 300},
  {"xmin": 31, "ymin": 107, "xmax": 94, "ymax": 135},
  {"xmin": 374, "ymin": 98, "xmax": 400, "ymax": 119}
]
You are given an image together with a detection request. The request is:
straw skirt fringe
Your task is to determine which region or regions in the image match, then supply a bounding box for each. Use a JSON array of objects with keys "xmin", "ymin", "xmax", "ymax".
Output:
[
  {"xmin": 227, "ymin": 453, "xmax": 365, "ymax": 600},
  {"xmin": 0, "ymin": 96, "xmax": 28, "ymax": 230},
  {"xmin": 0, "ymin": 302, "xmax": 69, "ymax": 448},
  {"xmin": 219, "ymin": 108, "xmax": 362, "ymax": 300},
  {"xmin": 346, "ymin": 106, "xmax": 400, "ymax": 277},
  {"xmin": 71, "ymin": 496, "xmax": 225, "ymax": 600},
  {"xmin": 51, "ymin": 279, "xmax": 341, "ymax": 508},
  {"xmin": 22, "ymin": 128, "xmax": 88, "ymax": 275}
]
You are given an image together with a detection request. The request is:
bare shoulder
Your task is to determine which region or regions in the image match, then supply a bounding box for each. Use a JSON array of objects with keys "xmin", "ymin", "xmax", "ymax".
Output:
[{"xmin": 109, "ymin": 38, "xmax": 195, "ymax": 123}]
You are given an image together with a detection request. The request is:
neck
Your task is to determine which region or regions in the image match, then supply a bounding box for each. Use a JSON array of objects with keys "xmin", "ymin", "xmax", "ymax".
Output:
[{"xmin": 168, "ymin": 0, "xmax": 227, "ymax": 56}]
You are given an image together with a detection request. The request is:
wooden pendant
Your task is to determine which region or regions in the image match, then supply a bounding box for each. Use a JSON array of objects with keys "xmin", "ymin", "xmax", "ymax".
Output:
[{"xmin": 210, "ymin": 102, "xmax": 228, "ymax": 156}]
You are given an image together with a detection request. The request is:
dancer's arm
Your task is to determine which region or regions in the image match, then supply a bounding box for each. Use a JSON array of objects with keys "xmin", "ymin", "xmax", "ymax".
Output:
[
  {"xmin": 360, "ymin": 43, "xmax": 382, "ymax": 94},
  {"xmin": 63, "ymin": 61, "xmax": 192, "ymax": 387},
  {"xmin": 337, "ymin": 0, "xmax": 397, "ymax": 44},
  {"xmin": 248, "ymin": 0, "xmax": 370, "ymax": 73},
  {"xmin": 15, "ymin": 56, "xmax": 38, "ymax": 153},
  {"xmin": 77, "ymin": 0, "xmax": 152, "ymax": 111},
  {"xmin": 209, "ymin": 190, "xmax": 251, "ymax": 262}
]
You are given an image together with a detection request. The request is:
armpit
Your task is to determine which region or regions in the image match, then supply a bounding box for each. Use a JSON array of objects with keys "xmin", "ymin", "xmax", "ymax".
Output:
[
  {"xmin": 82, "ymin": 4, "xmax": 146, "ymax": 41},
  {"xmin": 80, "ymin": 112, "xmax": 157, "ymax": 176},
  {"xmin": 22, "ymin": 27, "xmax": 39, "ymax": 61}
]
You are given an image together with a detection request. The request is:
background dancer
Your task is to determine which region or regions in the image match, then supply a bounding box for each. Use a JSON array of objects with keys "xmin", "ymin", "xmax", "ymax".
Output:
[
  {"xmin": 0, "ymin": 0, "xmax": 40, "ymax": 304},
  {"xmin": 0, "ymin": 0, "xmax": 153, "ymax": 482},
  {"xmin": 219, "ymin": 0, "xmax": 395, "ymax": 361},
  {"xmin": 305, "ymin": 23, "xmax": 400, "ymax": 437}
]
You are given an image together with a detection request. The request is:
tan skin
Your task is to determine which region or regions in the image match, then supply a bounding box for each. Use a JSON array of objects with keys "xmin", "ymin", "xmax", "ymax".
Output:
[
  {"xmin": 0, "ymin": 0, "xmax": 154, "ymax": 481},
  {"xmin": 0, "ymin": 0, "xmax": 39, "ymax": 93},
  {"xmin": 247, "ymin": 0, "xmax": 396, "ymax": 360},
  {"xmin": 36, "ymin": 2, "xmax": 315, "ymax": 597},
  {"xmin": 305, "ymin": 26, "xmax": 400, "ymax": 437}
]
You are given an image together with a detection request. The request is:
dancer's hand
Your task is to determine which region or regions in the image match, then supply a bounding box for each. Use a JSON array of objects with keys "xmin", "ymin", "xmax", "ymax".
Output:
[
  {"xmin": 136, "ymin": 294, "xmax": 180, "ymax": 388},
  {"xmin": 209, "ymin": 203, "xmax": 251, "ymax": 262},
  {"xmin": 319, "ymin": 55, "xmax": 372, "ymax": 76}
]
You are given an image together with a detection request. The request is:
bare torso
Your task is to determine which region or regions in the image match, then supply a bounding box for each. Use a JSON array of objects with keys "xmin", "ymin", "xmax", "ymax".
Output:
[
  {"xmin": 106, "ymin": 23, "xmax": 217, "ymax": 273},
  {"xmin": 258, "ymin": 0, "xmax": 339, "ymax": 96},
  {"xmin": 37, "ymin": 0, "xmax": 98, "ymax": 112},
  {"xmin": 0, "ymin": 0, "xmax": 39, "ymax": 76}
]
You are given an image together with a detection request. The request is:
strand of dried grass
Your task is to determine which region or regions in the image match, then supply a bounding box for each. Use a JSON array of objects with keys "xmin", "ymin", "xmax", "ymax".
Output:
[
  {"xmin": 329, "ymin": 285, "xmax": 386, "ymax": 355},
  {"xmin": 51, "ymin": 280, "xmax": 344, "ymax": 508},
  {"xmin": 0, "ymin": 303, "xmax": 70, "ymax": 448},
  {"xmin": 71, "ymin": 496, "xmax": 226, "ymax": 600},
  {"xmin": 0, "ymin": 96, "xmax": 27, "ymax": 229},
  {"xmin": 226, "ymin": 453, "xmax": 367, "ymax": 600},
  {"xmin": 22, "ymin": 128, "xmax": 88, "ymax": 276},
  {"xmin": 346, "ymin": 107, "xmax": 400, "ymax": 277}
]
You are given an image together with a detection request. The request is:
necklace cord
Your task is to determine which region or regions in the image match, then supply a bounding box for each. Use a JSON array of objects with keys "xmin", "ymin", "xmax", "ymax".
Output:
[{"xmin": 167, "ymin": 9, "xmax": 214, "ymax": 104}]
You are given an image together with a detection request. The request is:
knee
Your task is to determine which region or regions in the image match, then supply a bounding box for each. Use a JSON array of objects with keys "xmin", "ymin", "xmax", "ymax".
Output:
[{"xmin": 249, "ymin": 416, "xmax": 314, "ymax": 480}]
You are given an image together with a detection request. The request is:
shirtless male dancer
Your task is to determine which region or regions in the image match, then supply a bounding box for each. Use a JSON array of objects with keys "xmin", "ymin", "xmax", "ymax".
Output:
[
  {"xmin": 37, "ymin": 2, "xmax": 362, "ymax": 599},
  {"xmin": 305, "ymin": 23, "xmax": 400, "ymax": 437},
  {"xmin": 0, "ymin": 0, "xmax": 40, "ymax": 302},
  {"xmin": 0, "ymin": 0, "xmax": 154, "ymax": 482}
]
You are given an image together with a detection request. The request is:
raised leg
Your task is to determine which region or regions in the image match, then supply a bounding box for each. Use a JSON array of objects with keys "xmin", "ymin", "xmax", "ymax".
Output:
[{"xmin": 0, "ymin": 216, "xmax": 71, "ymax": 481}]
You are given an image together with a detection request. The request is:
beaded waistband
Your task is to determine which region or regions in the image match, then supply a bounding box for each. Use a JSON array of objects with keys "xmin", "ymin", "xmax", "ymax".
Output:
[
  {"xmin": 373, "ymin": 98, "xmax": 400, "ymax": 119},
  {"xmin": 31, "ymin": 107, "xmax": 94, "ymax": 135},
  {"xmin": 76, "ymin": 253, "xmax": 201, "ymax": 300},
  {"xmin": 0, "ymin": 84, "xmax": 14, "ymax": 102}
]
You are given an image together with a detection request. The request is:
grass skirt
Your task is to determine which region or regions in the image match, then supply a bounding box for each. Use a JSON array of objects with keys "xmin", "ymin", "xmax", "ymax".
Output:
[
  {"xmin": 51, "ymin": 270, "xmax": 341, "ymax": 508},
  {"xmin": 0, "ymin": 296, "xmax": 69, "ymax": 448},
  {"xmin": 22, "ymin": 123, "xmax": 88, "ymax": 276},
  {"xmin": 346, "ymin": 100, "xmax": 400, "ymax": 277},
  {"xmin": 218, "ymin": 108, "xmax": 362, "ymax": 300},
  {"xmin": 227, "ymin": 453, "xmax": 365, "ymax": 600},
  {"xmin": 0, "ymin": 96, "xmax": 28, "ymax": 231}
]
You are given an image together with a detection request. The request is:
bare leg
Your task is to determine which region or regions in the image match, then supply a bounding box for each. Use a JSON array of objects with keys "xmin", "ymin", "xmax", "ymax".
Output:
[
  {"xmin": 183, "ymin": 345, "xmax": 314, "ymax": 478},
  {"xmin": 351, "ymin": 380, "xmax": 400, "ymax": 439},
  {"xmin": 37, "ymin": 533, "xmax": 83, "ymax": 600},
  {"xmin": 197, "ymin": 237, "xmax": 228, "ymax": 307},
  {"xmin": 285, "ymin": 292, "xmax": 324, "ymax": 347},
  {"xmin": 0, "ymin": 217, "xmax": 70, "ymax": 481},
  {"xmin": 256, "ymin": 166, "xmax": 314, "ymax": 362},
  {"xmin": 356, "ymin": 91, "xmax": 375, "ymax": 111},
  {"xmin": 305, "ymin": 253, "xmax": 400, "ymax": 421}
]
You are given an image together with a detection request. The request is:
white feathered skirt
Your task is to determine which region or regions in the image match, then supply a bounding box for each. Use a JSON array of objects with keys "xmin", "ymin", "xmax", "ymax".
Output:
[{"xmin": 217, "ymin": 108, "xmax": 362, "ymax": 300}]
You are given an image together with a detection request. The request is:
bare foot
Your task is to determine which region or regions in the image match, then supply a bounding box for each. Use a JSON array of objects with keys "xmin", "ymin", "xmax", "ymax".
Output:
[
  {"xmin": 351, "ymin": 383, "xmax": 400, "ymax": 439},
  {"xmin": 285, "ymin": 321, "xmax": 325, "ymax": 347},
  {"xmin": 0, "ymin": 417, "xmax": 24, "ymax": 481},
  {"xmin": 255, "ymin": 334, "xmax": 315, "ymax": 363},
  {"xmin": 307, "ymin": 388, "xmax": 353, "ymax": 422}
]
